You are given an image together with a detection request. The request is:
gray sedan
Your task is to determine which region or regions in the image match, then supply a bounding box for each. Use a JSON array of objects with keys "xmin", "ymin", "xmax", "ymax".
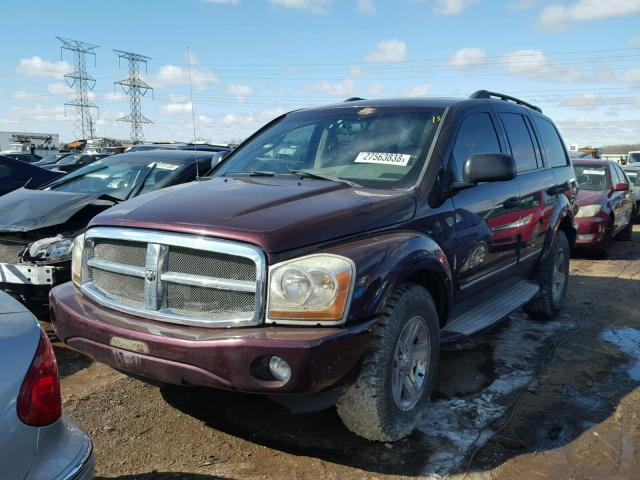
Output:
[{"xmin": 0, "ymin": 291, "xmax": 93, "ymax": 479}]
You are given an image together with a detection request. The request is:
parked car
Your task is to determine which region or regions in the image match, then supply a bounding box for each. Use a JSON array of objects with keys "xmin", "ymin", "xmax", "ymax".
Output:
[
  {"xmin": 573, "ymin": 159, "xmax": 635, "ymax": 255},
  {"xmin": 621, "ymin": 163, "xmax": 640, "ymax": 220},
  {"xmin": 50, "ymin": 91, "xmax": 578, "ymax": 441},
  {"xmin": 44, "ymin": 153, "xmax": 111, "ymax": 174},
  {"xmin": 126, "ymin": 142, "xmax": 232, "ymax": 154},
  {"xmin": 33, "ymin": 152, "xmax": 73, "ymax": 167},
  {"xmin": 628, "ymin": 151, "xmax": 640, "ymax": 165},
  {"xmin": 0, "ymin": 150, "xmax": 216, "ymax": 310},
  {"xmin": 2, "ymin": 152, "xmax": 42, "ymax": 163},
  {"xmin": 0, "ymin": 155, "xmax": 64, "ymax": 196},
  {"xmin": 0, "ymin": 291, "xmax": 94, "ymax": 479}
]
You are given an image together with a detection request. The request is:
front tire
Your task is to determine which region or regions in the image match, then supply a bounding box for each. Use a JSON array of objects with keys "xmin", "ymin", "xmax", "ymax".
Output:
[
  {"xmin": 524, "ymin": 230, "xmax": 570, "ymax": 319},
  {"xmin": 617, "ymin": 214, "xmax": 633, "ymax": 241},
  {"xmin": 336, "ymin": 284, "xmax": 439, "ymax": 441}
]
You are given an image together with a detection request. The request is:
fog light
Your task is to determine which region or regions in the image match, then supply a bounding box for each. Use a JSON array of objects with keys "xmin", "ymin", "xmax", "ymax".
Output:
[{"xmin": 268, "ymin": 356, "xmax": 291, "ymax": 382}]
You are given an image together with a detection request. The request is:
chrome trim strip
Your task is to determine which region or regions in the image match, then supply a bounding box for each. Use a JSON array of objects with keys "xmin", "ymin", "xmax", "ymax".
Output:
[
  {"xmin": 519, "ymin": 247, "xmax": 543, "ymax": 263},
  {"xmin": 86, "ymin": 258, "xmax": 145, "ymax": 278},
  {"xmin": 81, "ymin": 227, "xmax": 266, "ymax": 327},
  {"xmin": 460, "ymin": 259, "xmax": 518, "ymax": 291},
  {"xmin": 161, "ymin": 271, "xmax": 257, "ymax": 292}
]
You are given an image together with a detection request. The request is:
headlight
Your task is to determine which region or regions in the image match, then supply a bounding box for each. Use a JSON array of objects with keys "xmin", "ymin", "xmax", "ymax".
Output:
[
  {"xmin": 71, "ymin": 234, "xmax": 85, "ymax": 286},
  {"xmin": 27, "ymin": 237, "xmax": 74, "ymax": 262},
  {"xmin": 576, "ymin": 204, "xmax": 602, "ymax": 218},
  {"xmin": 267, "ymin": 254, "xmax": 355, "ymax": 324}
]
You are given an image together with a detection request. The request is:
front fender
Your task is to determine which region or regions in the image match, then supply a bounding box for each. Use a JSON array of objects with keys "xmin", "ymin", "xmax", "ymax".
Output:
[
  {"xmin": 540, "ymin": 194, "xmax": 576, "ymax": 262},
  {"xmin": 324, "ymin": 231, "xmax": 454, "ymax": 325}
]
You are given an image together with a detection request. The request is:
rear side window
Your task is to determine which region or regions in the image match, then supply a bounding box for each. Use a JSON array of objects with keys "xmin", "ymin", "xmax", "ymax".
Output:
[
  {"xmin": 451, "ymin": 112, "xmax": 501, "ymax": 181},
  {"xmin": 500, "ymin": 113, "xmax": 538, "ymax": 173},
  {"xmin": 613, "ymin": 163, "xmax": 628, "ymax": 184},
  {"xmin": 533, "ymin": 117, "xmax": 568, "ymax": 168}
]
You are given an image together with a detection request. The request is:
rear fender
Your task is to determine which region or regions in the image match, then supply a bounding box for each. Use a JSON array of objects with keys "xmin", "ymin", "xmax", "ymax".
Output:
[
  {"xmin": 539, "ymin": 195, "xmax": 576, "ymax": 264},
  {"xmin": 325, "ymin": 232, "xmax": 454, "ymax": 326}
]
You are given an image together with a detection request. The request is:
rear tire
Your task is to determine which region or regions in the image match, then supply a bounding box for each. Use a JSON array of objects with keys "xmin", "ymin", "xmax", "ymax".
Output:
[
  {"xmin": 524, "ymin": 230, "xmax": 570, "ymax": 320},
  {"xmin": 336, "ymin": 284, "xmax": 439, "ymax": 441}
]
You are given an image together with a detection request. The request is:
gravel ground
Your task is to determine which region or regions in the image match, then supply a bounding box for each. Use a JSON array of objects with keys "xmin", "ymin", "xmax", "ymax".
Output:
[{"xmin": 47, "ymin": 226, "xmax": 640, "ymax": 480}]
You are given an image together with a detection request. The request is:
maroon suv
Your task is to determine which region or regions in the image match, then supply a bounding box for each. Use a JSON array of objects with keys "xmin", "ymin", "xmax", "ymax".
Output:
[{"xmin": 51, "ymin": 92, "xmax": 578, "ymax": 441}]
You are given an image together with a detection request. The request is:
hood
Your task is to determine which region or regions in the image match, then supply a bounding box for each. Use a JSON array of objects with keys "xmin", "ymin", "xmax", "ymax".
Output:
[
  {"xmin": 92, "ymin": 177, "xmax": 416, "ymax": 253},
  {"xmin": 577, "ymin": 189, "xmax": 606, "ymax": 207},
  {"xmin": 0, "ymin": 187, "xmax": 110, "ymax": 232}
]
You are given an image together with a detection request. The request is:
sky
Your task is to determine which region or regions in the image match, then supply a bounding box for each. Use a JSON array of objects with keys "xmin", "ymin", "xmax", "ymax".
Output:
[{"xmin": 1, "ymin": 0, "xmax": 639, "ymax": 146}]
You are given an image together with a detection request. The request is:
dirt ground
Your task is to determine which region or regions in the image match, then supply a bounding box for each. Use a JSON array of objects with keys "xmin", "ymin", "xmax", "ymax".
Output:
[{"xmin": 46, "ymin": 226, "xmax": 640, "ymax": 480}]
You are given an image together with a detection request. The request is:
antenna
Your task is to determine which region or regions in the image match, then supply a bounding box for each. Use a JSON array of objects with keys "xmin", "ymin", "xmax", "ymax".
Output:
[{"xmin": 186, "ymin": 46, "xmax": 199, "ymax": 179}]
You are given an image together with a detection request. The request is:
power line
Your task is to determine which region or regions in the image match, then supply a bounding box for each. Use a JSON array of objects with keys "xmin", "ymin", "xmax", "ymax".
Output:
[
  {"xmin": 56, "ymin": 36, "xmax": 99, "ymax": 139},
  {"xmin": 114, "ymin": 49, "xmax": 153, "ymax": 143}
]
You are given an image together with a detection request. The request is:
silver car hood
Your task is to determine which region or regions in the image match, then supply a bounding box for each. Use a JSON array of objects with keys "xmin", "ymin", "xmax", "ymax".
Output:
[
  {"xmin": 0, "ymin": 187, "xmax": 104, "ymax": 233},
  {"xmin": 0, "ymin": 292, "xmax": 40, "ymax": 478}
]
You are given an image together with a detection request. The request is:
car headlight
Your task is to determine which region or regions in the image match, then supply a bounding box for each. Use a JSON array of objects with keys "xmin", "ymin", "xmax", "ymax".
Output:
[
  {"xmin": 27, "ymin": 237, "xmax": 74, "ymax": 262},
  {"xmin": 576, "ymin": 204, "xmax": 602, "ymax": 218},
  {"xmin": 267, "ymin": 254, "xmax": 355, "ymax": 324},
  {"xmin": 71, "ymin": 234, "xmax": 85, "ymax": 286}
]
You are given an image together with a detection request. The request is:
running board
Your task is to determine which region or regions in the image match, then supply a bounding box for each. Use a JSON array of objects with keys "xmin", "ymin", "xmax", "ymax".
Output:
[{"xmin": 441, "ymin": 280, "xmax": 539, "ymax": 343}]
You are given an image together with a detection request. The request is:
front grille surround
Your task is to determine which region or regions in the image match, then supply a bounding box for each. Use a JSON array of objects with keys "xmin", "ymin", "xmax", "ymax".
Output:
[{"xmin": 79, "ymin": 227, "xmax": 266, "ymax": 327}]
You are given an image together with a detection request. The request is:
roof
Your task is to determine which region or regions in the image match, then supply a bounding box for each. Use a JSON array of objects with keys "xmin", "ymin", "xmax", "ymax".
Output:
[
  {"xmin": 303, "ymin": 97, "xmax": 464, "ymax": 112},
  {"xmin": 572, "ymin": 159, "xmax": 610, "ymax": 166}
]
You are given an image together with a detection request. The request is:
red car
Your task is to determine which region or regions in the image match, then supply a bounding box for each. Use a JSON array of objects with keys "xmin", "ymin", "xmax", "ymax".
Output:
[{"xmin": 573, "ymin": 159, "xmax": 635, "ymax": 256}]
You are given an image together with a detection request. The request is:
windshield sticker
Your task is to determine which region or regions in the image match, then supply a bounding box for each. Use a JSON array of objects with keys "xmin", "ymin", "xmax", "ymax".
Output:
[
  {"xmin": 433, "ymin": 114, "xmax": 442, "ymax": 124},
  {"xmin": 581, "ymin": 169, "xmax": 605, "ymax": 175},
  {"xmin": 149, "ymin": 162, "xmax": 180, "ymax": 171},
  {"xmin": 355, "ymin": 152, "xmax": 411, "ymax": 166}
]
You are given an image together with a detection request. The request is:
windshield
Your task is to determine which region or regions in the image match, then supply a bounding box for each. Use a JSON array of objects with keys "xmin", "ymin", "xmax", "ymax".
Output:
[
  {"xmin": 629, "ymin": 152, "xmax": 640, "ymax": 164},
  {"xmin": 43, "ymin": 158, "xmax": 185, "ymax": 200},
  {"xmin": 38, "ymin": 153, "xmax": 65, "ymax": 165},
  {"xmin": 57, "ymin": 154, "xmax": 82, "ymax": 165},
  {"xmin": 575, "ymin": 164, "xmax": 609, "ymax": 191},
  {"xmin": 214, "ymin": 107, "xmax": 444, "ymax": 189}
]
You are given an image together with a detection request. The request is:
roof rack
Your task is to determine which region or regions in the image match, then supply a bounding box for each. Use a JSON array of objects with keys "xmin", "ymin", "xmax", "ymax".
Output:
[
  {"xmin": 469, "ymin": 90, "xmax": 542, "ymax": 113},
  {"xmin": 344, "ymin": 97, "xmax": 366, "ymax": 102}
]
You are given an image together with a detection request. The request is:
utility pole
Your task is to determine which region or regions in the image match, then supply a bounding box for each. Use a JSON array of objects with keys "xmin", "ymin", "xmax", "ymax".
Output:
[
  {"xmin": 56, "ymin": 36, "xmax": 99, "ymax": 140},
  {"xmin": 114, "ymin": 50, "xmax": 153, "ymax": 143}
]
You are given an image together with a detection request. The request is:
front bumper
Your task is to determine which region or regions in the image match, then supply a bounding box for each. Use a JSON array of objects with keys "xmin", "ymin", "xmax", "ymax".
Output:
[
  {"xmin": 575, "ymin": 215, "xmax": 607, "ymax": 246},
  {"xmin": 50, "ymin": 282, "xmax": 374, "ymax": 395}
]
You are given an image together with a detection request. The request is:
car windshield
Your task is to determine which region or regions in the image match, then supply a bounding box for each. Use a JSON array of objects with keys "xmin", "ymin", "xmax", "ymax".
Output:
[
  {"xmin": 624, "ymin": 169, "xmax": 640, "ymax": 186},
  {"xmin": 43, "ymin": 158, "xmax": 185, "ymax": 200},
  {"xmin": 629, "ymin": 152, "xmax": 640, "ymax": 164},
  {"xmin": 56, "ymin": 154, "xmax": 83, "ymax": 165},
  {"xmin": 214, "ymin": 107, "xmax": 444, "ymax": 189},
  {"xmin": 575, "ymin": 164, "xmax": 608, "ymax": 191},
  {"xmin": 38, "ymin": 153, "xmax": 64, "ymax": 165}
]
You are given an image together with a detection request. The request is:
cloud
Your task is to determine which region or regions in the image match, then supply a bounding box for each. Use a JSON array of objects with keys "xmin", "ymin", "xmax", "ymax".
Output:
[
  {"xmin": 365, "ymin": 39, "xmax": 407, "ymax": 63},
  {"xmin": 269, "ymin": 0, "xmax": 331, "ymax": 14},
  {"xmin": 618, "ymin": 68, "xmax": 640, "ymax": 83},
  {"xmin": 13, "ymin": 91, "xmax": 38, "ymax": 100},
  {"xmin": 447, "ymin": 47, "xmax": 488, "ymax": 70},
  {"xmin": 502, "ymin": 49, "xmax": 583, "ymax": 82},
  {"xmin": 7, "ymin": 104, "xmax": 66, "ymax": 122},
  {"xmin": 203, "ymin": 0, "xmax": 240, "ymax": 4},
  {"xmin": 356, "ymin": 0, "xmax": 377, "ymax": 14},
  {"xmin": 16, "ymin": 56, "xmax": 70, "ymax": 79},
  {"xmin": 626, "ymin": 36, "xmax": 640, "ymax": 48},
  {"xmin": 539, "ymin": 0, "xmax": 640, "ymax": 30},
  {"xmin": 365, "ymin": 83, "xmax": 384, "ymax": 95},
  {"xmin": 400, "ymin": 83, "xmax": 431, "ymax": 97},
  {"xmin": 305, "ymin": 78, "xmax": 355, "ymax": 96},
  {"xmin": 227, "ymin": 84, "xmax": 254, "ymax": 101},
  {"xmin": 559, "ymin": 92, "xmax": 602, "ymax": 109},
  {"xmin": 104, "ymin": 91, "xmax": 128, "ymax": 102},
  {"xmin": 160, "ymin": 96, "xmax": 193, "ymax": 115},
  {"xmin": 432, "ymin": 0, "xmax": 478, "ymax": 15},
  {"xmin": 151, "ymin": 64, "xmax": 219, "ymax": 90},
  {"xmin": 220, "ymin": 108, "xmax": 286, "ymax": 128},
  {"xmin": 47, "ymin": 82, "xmax": 72, "ymax": 96}
]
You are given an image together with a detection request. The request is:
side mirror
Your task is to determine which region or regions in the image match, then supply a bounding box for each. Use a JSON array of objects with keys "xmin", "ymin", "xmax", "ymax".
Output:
[
  {"xmin": 613, "ymin": 182, "xmax": 630, "ymax": 192},
  {"xmin": 463, "ymin": 153, "xmax": 516, "ymax": 184}
]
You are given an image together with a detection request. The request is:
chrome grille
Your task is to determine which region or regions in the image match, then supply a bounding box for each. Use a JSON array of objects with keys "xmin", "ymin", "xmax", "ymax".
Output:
[{"xmin": 80, "ymin": 227, "xmax": 266, "ymax": 327}]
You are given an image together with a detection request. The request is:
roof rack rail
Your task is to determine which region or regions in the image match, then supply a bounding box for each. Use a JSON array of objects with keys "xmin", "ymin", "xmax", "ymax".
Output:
[
  {"xmin": 469, "ymin": 90, "xmax": 542, "ymax": 113},
  {"xmin": 344, "ymin": 97, "xmax": 366, "ymax": 102}
]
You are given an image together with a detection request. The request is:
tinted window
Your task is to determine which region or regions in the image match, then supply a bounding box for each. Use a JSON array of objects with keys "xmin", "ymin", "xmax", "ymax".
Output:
[
  {"xmin": 0, "ymin": 164, "xmax": 12, "ymax": 179},
  {"xmin": 533, "ymin": 117, "xmax": 568, "ymax": 168},
  {"xmin": 613, "ymin": 163, "xmax": 628, "ymax": 184},
  {"xmin": 451, "ymin": 112, "xmax": 501, "ymax": 181},
  {"xmin": 574, "ymin": 164, "xmax": 608, "ymax": 191},
  {"xmin": 500, "ymin": 113, "xmax": 538, "ymax": 172}
]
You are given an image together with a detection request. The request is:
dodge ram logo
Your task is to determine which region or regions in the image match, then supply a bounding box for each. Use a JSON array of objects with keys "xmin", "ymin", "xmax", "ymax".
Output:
[{"xmin": 145, "ymin": 269, "xmax": 157, "ymax": 282}]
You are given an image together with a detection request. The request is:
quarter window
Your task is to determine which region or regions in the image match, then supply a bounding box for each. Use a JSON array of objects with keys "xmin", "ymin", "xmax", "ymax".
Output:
[
  {"xmin": 533, "ymin": 117, "xmax": 568, "ymax": 168},
  {"xmin": 451, "ymin": 112, "xmax": 501, "ymax": 181},
  {"xmin": 500, "ymin": 113, "xmax": 538, "ymax": 172}
]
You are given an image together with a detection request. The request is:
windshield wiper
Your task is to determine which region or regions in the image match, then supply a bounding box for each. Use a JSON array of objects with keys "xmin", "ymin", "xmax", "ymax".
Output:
[
  {"xmin": 288, "ymin": 170, "xmax": 358, "ymax": 187},
  {"xmin": 222, "ymin": 170, "xmax": 275, "ymax": 177}
]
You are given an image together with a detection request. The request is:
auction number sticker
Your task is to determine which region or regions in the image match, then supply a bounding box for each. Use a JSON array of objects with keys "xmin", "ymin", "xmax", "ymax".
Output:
[
  {"xmin": 355, "ymin": 152, "xmax": 411, "ymax": 166},
  {"xmin": 582, "ymin": 169, "xmax": 605, "ymax": 175}
]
